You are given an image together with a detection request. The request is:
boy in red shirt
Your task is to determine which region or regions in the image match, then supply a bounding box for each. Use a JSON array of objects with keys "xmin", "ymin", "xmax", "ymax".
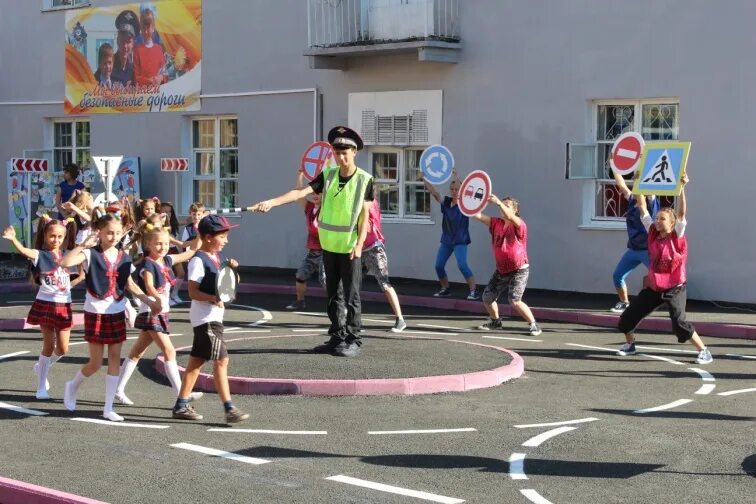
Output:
[{"xmin": 473, "ymin": 195, "xmax": 541, "ymax": 336}]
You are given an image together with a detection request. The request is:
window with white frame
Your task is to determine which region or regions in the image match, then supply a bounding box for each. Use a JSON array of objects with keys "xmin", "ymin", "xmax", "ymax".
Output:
[
  {"xmin": 53, "ymin": 119, "xmax": 91, "ymax": 172},
  {"xmin": 191, "ymin": 117, "xmax": 238, "ymax": 210},
  {"xmin": 593, "ymin": 100, "xmax": 678, "ymax": 219},
  {"xmin": 369, "ymin": 147, "xmax": 431, "ymax": 220},
  {"xmin": 43, "ymin": 0, "xmax": 90, "ymax": 11}
]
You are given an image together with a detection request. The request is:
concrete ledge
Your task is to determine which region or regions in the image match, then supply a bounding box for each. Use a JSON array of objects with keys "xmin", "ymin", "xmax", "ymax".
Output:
[
  {"xmin": 155, "ymin": 336, "xmax": 523, "ymax": 397},
  {"xmin": 0, "ymin": 476, "xmax": 108, "ymax": 504}
]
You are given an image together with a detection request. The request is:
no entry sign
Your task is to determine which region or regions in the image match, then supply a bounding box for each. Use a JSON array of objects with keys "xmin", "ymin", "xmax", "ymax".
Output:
[
  {"xmin": 458, "ymin": 170, "xmax": 492, "ymax": 217},
  {"xmin": 610, "ymin": 132, "xmax": 645, "ymax": 176},
  {"xmin": 300, "ymin": 142, "xmax": 335, "ymax": 181}
]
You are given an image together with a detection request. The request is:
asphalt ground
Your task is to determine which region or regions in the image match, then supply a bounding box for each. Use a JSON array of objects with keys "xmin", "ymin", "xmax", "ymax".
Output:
[{"xmin": 0, "ymin": 292, "xmax": 754, "ymax": 504}]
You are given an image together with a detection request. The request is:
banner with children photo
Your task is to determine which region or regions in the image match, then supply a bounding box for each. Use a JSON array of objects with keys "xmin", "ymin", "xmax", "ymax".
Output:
[{"xmin": 64, "ymin": 0, "xmax": 202, "ymax": 114}]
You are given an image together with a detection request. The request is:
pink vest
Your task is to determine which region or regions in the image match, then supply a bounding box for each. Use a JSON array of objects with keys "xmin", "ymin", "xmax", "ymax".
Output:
[
  {"xmin": 364, "ymin": 200, "xmax": 385, "ymax": 248},
  {"xmin": 647, "ymin": 226, "xmax": 687, "ymax": 291}
]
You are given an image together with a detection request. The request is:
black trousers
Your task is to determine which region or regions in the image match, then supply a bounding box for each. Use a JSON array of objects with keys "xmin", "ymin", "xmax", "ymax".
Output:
[
  {"xmin": 323, "ymin": 250, "xmax": 362, "ymax": 341},
  {"xmin": 618, "ymin": 285, "xmax": 696, "ymax": 343}
]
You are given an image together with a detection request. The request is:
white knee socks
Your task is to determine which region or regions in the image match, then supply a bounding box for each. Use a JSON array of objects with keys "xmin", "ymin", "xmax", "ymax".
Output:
[
  {"xmin": 64, "ymin": 370, "xmax": 86, "ymax": 411},
  {"xmin": 164, "ymin": 359, "xmax": 182, "ymax": 394},
  {"xmin": 35, "ymin": 355, "xmax": 50, "ymax": 399},
  {"xmin": 103, "ymin": 374, "xmax": 124, "ymax": 422}
]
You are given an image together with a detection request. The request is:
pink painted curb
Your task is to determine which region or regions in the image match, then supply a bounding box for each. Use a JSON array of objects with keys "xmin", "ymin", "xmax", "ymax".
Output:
[
  {"xmin": 155, "ymin": 335, "xmax": 524, "ymax": 396},
  {"xmin": 0, "ymin": 476, "xmax": 108, "ymax": 504}
]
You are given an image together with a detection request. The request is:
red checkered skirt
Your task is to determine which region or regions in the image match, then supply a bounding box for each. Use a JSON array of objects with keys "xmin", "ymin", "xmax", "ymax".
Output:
[
  {"xmin": 26, "ymin": 300, "xmax": 73, "ymax": 331},
  {"xmin": 134, "ymin": 312, "xmax": 170, "ymax": 333},
  {"xmin": 84, "ymin": 311, "xmax": 127, "ymax": 344}
]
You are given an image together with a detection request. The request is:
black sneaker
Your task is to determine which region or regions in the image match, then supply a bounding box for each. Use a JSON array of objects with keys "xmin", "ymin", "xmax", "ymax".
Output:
[
  {"xmin": 477, "ymin": 318, "xmax": 503, "ymax": 331},
  {"xmin": 312, "ymin": 337, "xmax": 342, "ymax": 353},
  {"xmin": 433, "ymin": 288, "xmax": 451, "ymax": 297},
  {"xmin": 225, "ymin": 407, "xmax": 250, "ymax": 424},
  {"xmin": 286, "ymin": 299, "xmax": 306, "ymax": 310},
  {"xmin": 173, "ymin": 405, "xmax": 203, "ymax": 420},
  {"xmin": 333, "ymin": 341, "xmax": 361, "ymax": 357}
]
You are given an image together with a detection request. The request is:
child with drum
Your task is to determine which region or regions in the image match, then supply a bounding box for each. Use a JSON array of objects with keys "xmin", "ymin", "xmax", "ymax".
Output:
[{"xmin": 171, "ymin": 215, "xmax": 249, "ymax": 423}]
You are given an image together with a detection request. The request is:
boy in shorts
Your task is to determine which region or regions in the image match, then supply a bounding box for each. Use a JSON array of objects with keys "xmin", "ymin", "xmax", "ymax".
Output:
[{"xmin": 172, "ymin": 215, "xmax": 249, "ymax": 423}]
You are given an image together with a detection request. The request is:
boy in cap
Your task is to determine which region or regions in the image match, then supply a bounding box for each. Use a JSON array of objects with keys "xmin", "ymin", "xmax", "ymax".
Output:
[
  {"xmin": 249, "ymin": 126, "xmax": 374, "ymax": 357},
  {"xmin": 171, "ymin": 215, "xmax": 249, "ymax": 423}
]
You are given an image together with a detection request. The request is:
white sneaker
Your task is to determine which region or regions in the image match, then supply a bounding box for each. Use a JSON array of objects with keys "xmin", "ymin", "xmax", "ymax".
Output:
[
  {"xmin": 695, "ymin": 348, "xmax": 713, "ymax": 365},
  {"xmin": 115, "ymin": 392, "xmax": 134, "ymax": 405},
  {"xmin": 33, "ymin": 362, "xmax": 50, "ymax": 391},
  {"xmin": 390, "ymin": 318, "xmax": 407, "ymax": 333},
  {"xmin": 35, "ymin": 389, "xmax": 50, "ymax": 400},
  {"xmin": 188, "ymin": 391, "xmax": 204, "ymax": 402},
  {"xmin": 617, "ymin": 342, "xmax": 637, "ymax": 356},
  {"xmin": 63, "ymin": 380, "xmax": 77, "ymax": 411},
  {"xmin": 528, "ymin": 322, "xmax": 542, "ymax": 337},
  {"xmin": 103, "ymin": 410, "xmax": 124, "ymax": 422},
  {"xmin": 610, "ymin": 301, "xmax": 629, "ymax": 314}
]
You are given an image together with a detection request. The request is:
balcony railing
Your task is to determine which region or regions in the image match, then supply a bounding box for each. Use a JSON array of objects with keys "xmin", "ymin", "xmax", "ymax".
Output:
[{"xmin": 307, "ymin": 0, "xmax": 460, "ymax": 48}]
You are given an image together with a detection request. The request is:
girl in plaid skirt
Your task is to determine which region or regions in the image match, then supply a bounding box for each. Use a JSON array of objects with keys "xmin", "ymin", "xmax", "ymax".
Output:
[
  {"xmin": 2, "ymin": 216, "xmax": 79, "ymax": 399},
  {"xmin": 60, "ymin": 208, "xmax": 161, "ymax": 422},
  {"xmin": 116, "ymin": 220, "xmax": 199, "ymax": 405}
]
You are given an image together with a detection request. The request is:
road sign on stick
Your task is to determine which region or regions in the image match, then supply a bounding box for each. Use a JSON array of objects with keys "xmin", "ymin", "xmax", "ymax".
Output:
[
  {"xmin": 610, "ymin": 132, "xmax": 645, "ymax": 176},
  {"xmin": 161, "ymin": 158, "xmax": 189, "ymax": 171},
  {"xmin": 300, "ymin": 142, "xmax": 335, "ymax": 181},
  {"xmin": 420, "ymin": 145, "xmax": 455, "ymax": 185},
  {"xmin": 458, "ymin": 170, "xmax": 492, "ymax": 217},
  {"xmin": 633, "ymin": 142, "xmax": 691, "ymax": 196}
]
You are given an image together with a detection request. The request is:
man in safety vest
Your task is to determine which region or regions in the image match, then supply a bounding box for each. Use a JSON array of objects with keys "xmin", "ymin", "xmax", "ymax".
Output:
[{"xmin": 248, "ymin": 126, "xmax": 374, "ymax": 357}]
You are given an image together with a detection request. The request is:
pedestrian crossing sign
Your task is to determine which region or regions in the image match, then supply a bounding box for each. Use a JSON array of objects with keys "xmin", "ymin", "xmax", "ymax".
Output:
[{"xmin": 632, "ymin": 141, "xmax": 691, "ymax": 196}]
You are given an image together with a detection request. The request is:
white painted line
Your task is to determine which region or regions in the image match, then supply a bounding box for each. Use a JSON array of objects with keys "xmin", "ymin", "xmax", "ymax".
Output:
[
  {"xmin": 634, "ymin": 398, "xmax": 693, "ymax": 414},
  {"xmin": 636, "ymin": 345, "xmax": 698, "ymax": 354},
  {"xmin": 6, "ymin": 300, "xmax": 36, "ymax": 304},
  {"xmin": 228, "ymin": 304, "xmax": 273, "ymax": 327},
  {"xmin": 689, "ymin": 367, "xmax": 715, "ymax": 382},
  {"xmin": 68, "ymin": 341, "xmax": 88, "ymax": 346},
  {"xmin": 565, "ymin": 343, "xmax": 615, "ymax": 352},
  {"xmin": 170, "ymin": 442, "xmax": 271, "ymax": 465},
  {"xmin": 222, "ymin": 329, "xmax": 271, "ymax": 334},
  {"xmin": 368, "ymin": 428, "xmax": 477, "ymax": 435},
  {"xmin": 509, "ymin": 453, "xmax": 528, "ymax": 480},
  {"xmin": 207, "ymin": 428, "xmax": 327, "ymax": 435},
  {"xmin": 520, "ymin": 489, "xmax": 555, "ymax": 504},
  {"xmin": 726, "ymin": 353, "xmax": 756, "ymax": 360},
  {"xmin": 71, "ymin": 418, "xmax": 170, "ymax": 429},
  {"xmin": 362, "ymin": 318, "xmax": 394, "ymax": 325},
  {"xmin": 0, "ymin": 351, "xmax": 30, "ymax": 360},
  {"xmin": 522, "ymin": 426, "xmax": 577, "ymax": 447},
  {"xmin": 292, "ymin": 328, "xmax": 327, "ymax": 332},
  {"xmin": 717, "ymin": 387, "xmax": 756, "ymax": 397},
  {"xmin": 638, "ymin": 353, "xmax": 684, "ymax": 365},
  {"xmin": 617, "ymin": 147, "xmax": 639, "ymax": 159},
  {"xmin": 515, "ymin": 417, "xmax": 599, "ymax": 429},
  {"xmin": 325, "ymin": 475, "xmax": 464, "ymax": 504},
  {"xmin": 417, "ymin": 323, "xmax": 470, "ymax": 332},
  {"xmin": 0, "ymin": 401, "xmax": 48, "ymax": 416},
  {"xmin": 695, "ymin": 384, "xmax": 716, "ymax": 395},
  {"xmin": 483, "ymin": 336, "xmax": 542, "ymax": 343},
  {"xmin": 294, "ymin": 311, "xmax": 328, "ymax": 317},
  {"xmin": 403, "ymin": 330, "xmax": 459, "ymax": 336}
]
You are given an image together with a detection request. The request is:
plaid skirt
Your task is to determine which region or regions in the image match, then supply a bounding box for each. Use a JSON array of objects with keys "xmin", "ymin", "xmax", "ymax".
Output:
[
  {"xmin": 27, "ymin": 300, "xmax": 73, "ymax": 331},
  {"xmin": 84, "ymin": 311, "xmax": 127, "ymax": 344},
  {"xmin": 134, "ymin": 312, "xmax": 170, "ymax": 333}
]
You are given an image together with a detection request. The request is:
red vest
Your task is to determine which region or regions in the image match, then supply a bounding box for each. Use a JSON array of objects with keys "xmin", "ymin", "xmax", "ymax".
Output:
[{"xmin": 647, "ymin": 226, "xmax": 687, "ymax": 291}]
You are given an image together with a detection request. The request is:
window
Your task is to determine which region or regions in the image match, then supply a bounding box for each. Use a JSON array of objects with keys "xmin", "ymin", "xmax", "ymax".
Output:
[
  {"xmin": 53, "ymin": 120, "xmax": 91, "ymax": 172},
  {"xmin": 593, "ymin": 100, "xmax": 678, "ymax": 220},
  {"xmin": 191, "ymin": 117, "xmax": 238, "ymax": 210},
  {"xmin": 43, "ymin": 0, "xmax": 90, "ymax": 10},
  {"xmin": 369, "ymin": 147, "xmax": 431, "ymax": 220}
]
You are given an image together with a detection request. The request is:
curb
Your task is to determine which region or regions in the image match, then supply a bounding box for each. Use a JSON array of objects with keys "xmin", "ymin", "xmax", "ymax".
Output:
[
  {"xmin": 154, "ymin": 335, "xmax": 524, "ymax": 396},
  {"xmin": 0, "ymin": 476, "xmax": 108, "ymax": 504},
  {"xmin": 2, "ymin": 281, "xmax": 754, "ymax": 340}
]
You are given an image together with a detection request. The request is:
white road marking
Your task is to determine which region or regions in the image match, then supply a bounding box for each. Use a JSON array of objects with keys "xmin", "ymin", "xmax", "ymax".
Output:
[
  {"xmin": 726, "ymin": 353, "xmax": 756, "ymax": 360},
  {"xmin": 403, "ymin": 330, "xmax": 459, "ymax": 336},
  {"xmin": 483, "ymin": 336, "xmax": 542, "ymax": 343},
  {"xmin": 638, "ymin": 353, "xmax": 685, "ymax": 365},
  {"xmin": 293, "ymin": 311, "xmax": 328, "ymax": 317},
  {"xmin": 522, "ymin": 426, "xmax": 577, "ymax": 447},
  {"xmin": 566, "ymin": 343, "xmax": 615, "ymax": 352},
  {"xmin": 292, "ymin": 328, "xmax": 327, "ymax": 332},
  {"xmin": 228, "ymin": 304, "xmax": 273, "ymax": 327},
  {"xmin": 689, "ymin": 368, "xmax": 715, "ymax": 381},
  {"xmin": 695, "ymin": 384, "xmax": 716, "ymax": 395},
  {"xmin": 636, "ymin": 345, "xmax": 698, "ymax": 354},
  {"xmin": 0, "ymin": 351, "xmax": 30, "ymax": 360},
  {"xmin": 222, "ymin": 329, "xmax": 271, "ymax": 334},
  {"xmin": 207, "ymin": 428, "xmax": 327, "ymax": 435},
  {"xmin": 5, "ymin": 300, "xmax": 36, "ymax": 304},
  {"xmin": 325, "ymin": 475, "xmax": 464, "ymax": 504},
  {"xmin": 417, "ymin": 323, "xmax": 470, "ymax": 332},
  {"xmin": 368, "ymin": 428, "xmax": 477, "ymax": 435},
  {"xmin": 71, "ymin": 418, "xmax": 169, "ymax": 429},
  {"xmin": 515, "ymin": 417, "xmax": 599, "ymax": 429},
  {"xmin": 634, "ymin": 399, "xmax": 693, "ymax": 414},
  {"xmin": 362, "ymin": 318, "xmax": 394, "ymax": 325},
  {"xmin": 520, "ymin": 489, "xmax": 555, "ymax": 504},
  {"xmin": 170, "ymin": 442, "xmax": 271, "ymax": 465},
  {"xmin": 0, "ymin": 401, "xmax": 48, "ymax": 416},
  {"xmin": 68, "ymin": 341, "xmax": 88, "ymax": 346},
  {"xmin": 509, "ymin": 452, "xmax": 528, "ymax": 480},
  {"xmin": 717, "ymin": 387, "xmax": 756, "ymax": 397}
]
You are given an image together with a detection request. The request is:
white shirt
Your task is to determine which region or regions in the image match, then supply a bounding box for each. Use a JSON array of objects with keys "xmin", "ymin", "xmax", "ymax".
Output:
[
  {"xmin": 82, "ymin": 249, "xmax": 133, "ymax": 314},
  {"xmin": 187, "ymin": 255, "xmax": 224, "ymax": 326},
  {"xmin": 31, "ymin": 251, "xmax": 72, "ymax": 303},
  {"xmin": 641, "ymin": 215, "xmax": 687, "ymax": 238}
]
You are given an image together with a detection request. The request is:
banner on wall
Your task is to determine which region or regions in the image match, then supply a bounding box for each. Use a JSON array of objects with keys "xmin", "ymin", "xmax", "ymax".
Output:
[
  {"xmin": 6, "ymin": 157, "xmax": 141, "ymax": 247},
  {"xmin": 64, "ymin": 0, "xmax": 202, "ymax": 114}
]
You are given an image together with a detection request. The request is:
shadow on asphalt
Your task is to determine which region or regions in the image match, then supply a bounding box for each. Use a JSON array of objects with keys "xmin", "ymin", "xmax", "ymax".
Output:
[{"xmin": 590, "ymin": 408, "xmax": 756, "ymax": 422}]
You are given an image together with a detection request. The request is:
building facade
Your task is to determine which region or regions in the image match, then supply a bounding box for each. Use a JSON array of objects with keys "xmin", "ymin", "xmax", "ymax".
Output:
[{"xmin": 1, "ymin": 0, "xmax": 753, "ymax": 303}]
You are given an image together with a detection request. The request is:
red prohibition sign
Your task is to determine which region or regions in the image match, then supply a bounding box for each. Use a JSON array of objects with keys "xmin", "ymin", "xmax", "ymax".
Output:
[
  {"xmin": 458, "ymin": 170, "xmax": 492, "ymax": 217},
  {"xmin": 610, "ymin": 132, "xmax": 645, "ymax": 175},
  {"xmin": 300, "ymin": 141, "xmax": 334, "ymax": 181}
]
